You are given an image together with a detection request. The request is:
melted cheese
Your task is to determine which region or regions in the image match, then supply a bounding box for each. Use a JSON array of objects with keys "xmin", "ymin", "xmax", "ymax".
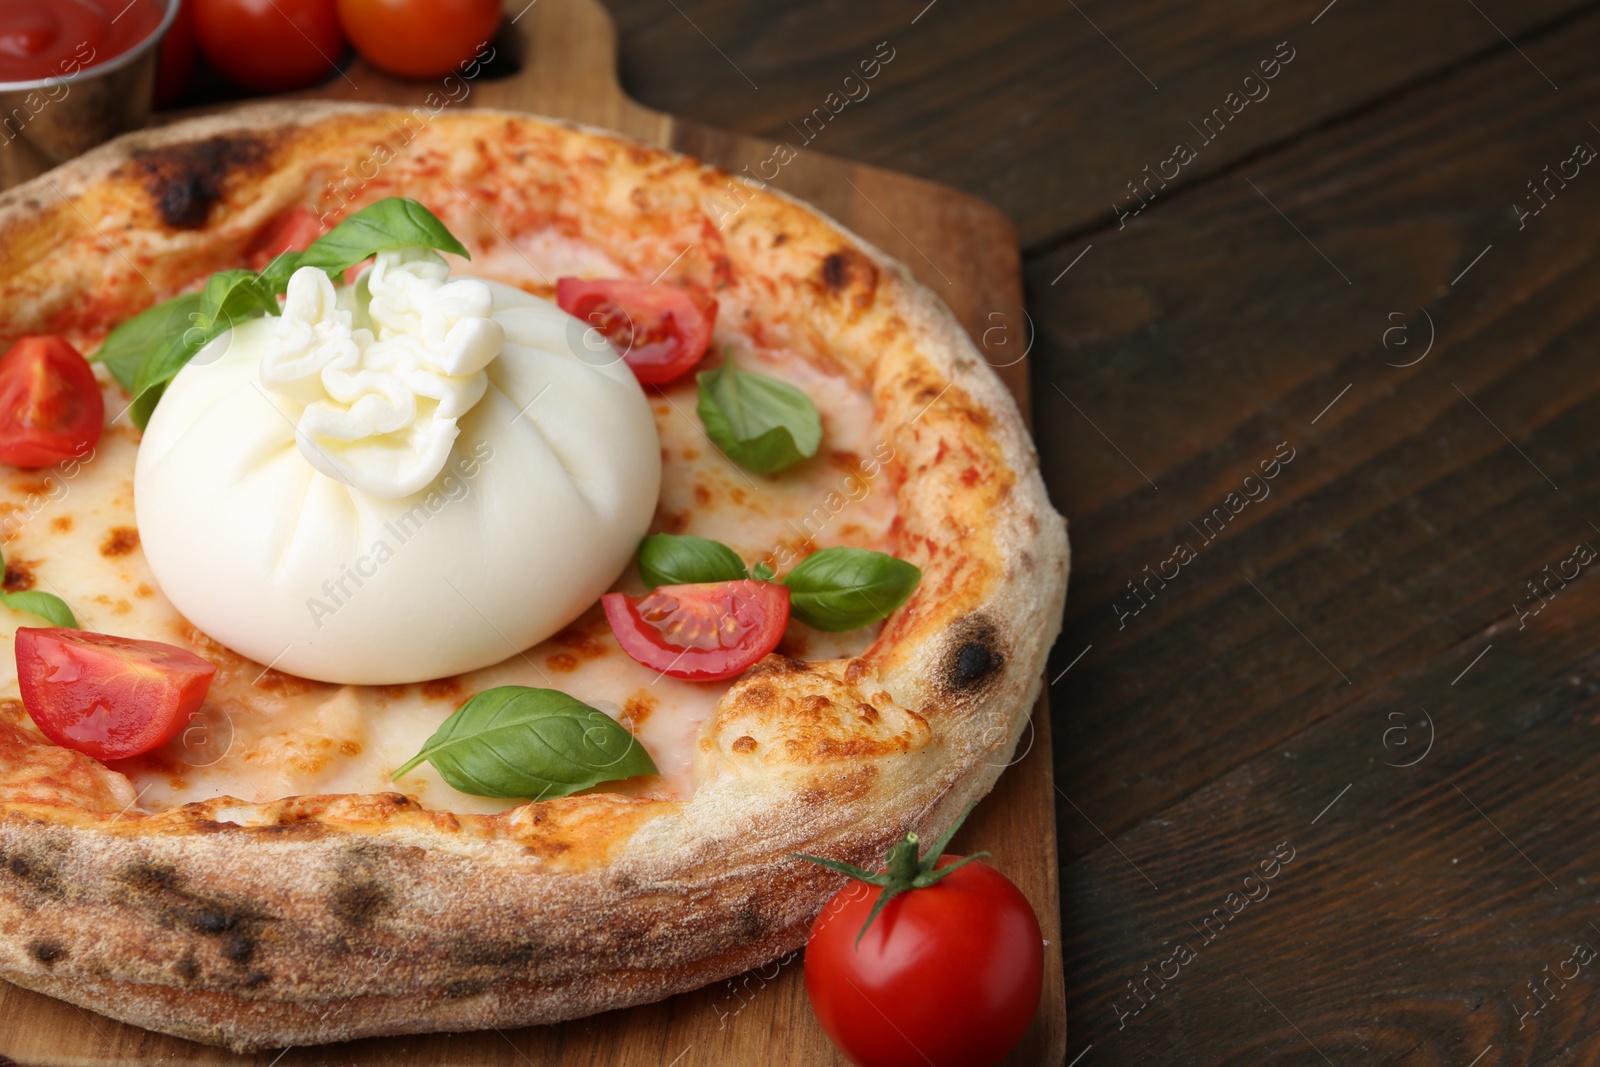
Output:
[{"xmin": 5, "ymin": 255, "xmax": 897, "ymax": 816}]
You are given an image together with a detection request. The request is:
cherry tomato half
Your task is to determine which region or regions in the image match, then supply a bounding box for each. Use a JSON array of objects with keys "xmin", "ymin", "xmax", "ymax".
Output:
[
  {"xmin": 0, "ymin": 336, "xmax": 103, "ymax": 469},
  {"xmin": 16, "ymin": 628, "xmax": 218, "ymax": 762},
  {"xmin": 246, "ymin": 206, "xmax": 327, "ymax": 271},
  {"xmin": 193, "ymin": 0, "xmax": 345, "ymax": 94},
  {"xmin": 805, "ymin": 856, "xmax": 1044, "ymax": 1067},
  {"xmin": 602, "ymin": 579, "xmax": 787, "ymax": 682},
  {"xmin": 556, "ymin": 278, "xmax": 717, "ymax": 386},
  {"xmin": 337, "ymin": 0, "xmax": 501, "ymax": 79}
]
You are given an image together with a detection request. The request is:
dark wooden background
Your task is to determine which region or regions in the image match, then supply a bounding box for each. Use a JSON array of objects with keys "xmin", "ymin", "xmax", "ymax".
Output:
[{"xmin": 594, "ymin": 0, "xmax": 1600, "ymax": 1063}]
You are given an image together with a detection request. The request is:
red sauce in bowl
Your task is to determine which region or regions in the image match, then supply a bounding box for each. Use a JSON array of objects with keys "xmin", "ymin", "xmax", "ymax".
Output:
[{"xmin": 0, "ymin": 0, "xmax": 165, "ymax": 83}]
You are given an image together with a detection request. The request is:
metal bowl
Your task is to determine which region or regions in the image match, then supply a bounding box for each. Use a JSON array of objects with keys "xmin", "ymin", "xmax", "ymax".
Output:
[{"xmin": 0, "ymin": 0, "xmax": 181, "ymax": 184}]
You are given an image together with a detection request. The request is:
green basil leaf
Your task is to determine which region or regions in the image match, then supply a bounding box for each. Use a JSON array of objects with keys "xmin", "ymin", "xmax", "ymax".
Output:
[
  {"xmin": 268, "ymin": 197, "xmax": 469, "ymax": 288},
  {"xmin": 127, "ymin": 374, "xmax": 172, "ymax": 432},
  {"xmin": 751, "ymin": 561, "xmax": 775, "ymax": 582},
  {"xmin": 637, "ymin": 534, "xmax": 747, "ymax": 588},
  {"xmin": 782, "ymin": 547, "xmax": 921, "ymax": 632},
  {"xmin": 391, "ymin": 686, "xmax": 658, "ymax": 800},
  {"xmin": 125, "ymin": 270, "xmax": 281, "ymax": 430},
  {"xmin": 0, "ymin": 590, "xmax": 77, "ymax": 628},
  {"xmin": 128, "ymin": 327, "xmax": 224, "ymax": 431},
  {"xmin": 696, "ymin": 356, "xmax": 822, "ymax": 474},
  {"xmin": 101, "ymin": 197, "xmax": 471, "ymax": 429},
  {"xmin": 0, "ymin": 550, "xmax": 76, "ymax": 627},
  {"xmin": 199, "ymin": 268, "xmax": 278, "ymax": 324},
  {"xmin": 92, "ymin": 291, "xmax": 202, "ymax": 393}
]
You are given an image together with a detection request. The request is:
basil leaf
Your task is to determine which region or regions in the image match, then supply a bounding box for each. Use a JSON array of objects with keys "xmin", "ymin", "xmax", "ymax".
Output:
[
  {"xmin": 128, "ymin": 329, "xmax": 226, "ymax": 429},
  {"xmin": 0, "ymin": 550, "xmax": 76, "ymax": 627},
  {"xmin": 1, "ymin": 590, "xmax": 77, "ymax": 628},
  {"xmin": 696, "ymin": 356, "xmax": 822, "ymax": 474},
  {"xmin": 199, "ymin": 268, "xmax": 278, "ymax": 324},
  {"xmin": 92, "ymin": 292, "xmax": 202, "ymax": 393},
  {"xmin": 125, "ymin": 270, "xmax": 282, "ymax": 429},
  {"xmin": 751, "ymin": 561, "xmax": 775, "ymax": 582},
  {"xmin": 782, "ymin": 547, "xmax": 921, "ymax": 632},
  {"xmin": 637, "ymin": 534, "xmax": 747, "ymax": 588},
  {"xmin": 127, "ymin": 367, "xmax": 175, "ymax": 431},
  {"xmin": 100, "ymin": 197, "xmax": 471, "ymax": 429},
  {"xmin": 268, "ymin": 197, "xmax": 469, "ymax": 287},
  {"xmin": 391, "ymin": 686, "xmax": 658, "ymax": 800}
]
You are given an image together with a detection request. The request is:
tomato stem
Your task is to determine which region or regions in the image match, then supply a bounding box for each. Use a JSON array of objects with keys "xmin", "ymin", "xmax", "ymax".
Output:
[{"xmin": 793, "ymin": 803, "xmax": 991, "ymax": 947}]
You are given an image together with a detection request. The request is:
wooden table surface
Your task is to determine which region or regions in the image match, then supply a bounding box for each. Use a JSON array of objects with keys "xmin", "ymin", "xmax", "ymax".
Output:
[{"xmin": 598, "ymin": 0, "xmax": 1600, "ymax": 1063}]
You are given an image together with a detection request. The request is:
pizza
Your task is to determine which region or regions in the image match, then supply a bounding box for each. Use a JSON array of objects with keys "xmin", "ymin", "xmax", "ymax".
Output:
[{"xmin": 0, "ymin": 102, "xmax": 1068, "ymax": 1051}]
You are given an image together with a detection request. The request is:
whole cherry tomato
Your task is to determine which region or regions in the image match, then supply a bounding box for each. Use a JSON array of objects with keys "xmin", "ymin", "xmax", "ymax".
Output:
[
  {"xmin": 193, "ymin": 0, "xmax": 345, "ymax": 93},
  {"xmin": 0, "ymin": 336, "xmax": 103, "ymax": 469},
  {"xmin": 153, "ymin": 0, "xmax": 196, "ymax": 108},
  {"xmin": 602, "ymin": 579, "xmax": 788, "ymax": 681},
  {"xmin": 557, "ymin": 278, "xmax": 718, "ymax": 386},
  {"xmin": 16, "ymin": 628, "xmax": 218, "ymax": 762},
  {"xmin": 801, "ymin": 811, "xmax": 1044, "ymax": 1067},
  {"xmin": 336, "ymin": 0, "xmax": 501, "ymax": 79}
]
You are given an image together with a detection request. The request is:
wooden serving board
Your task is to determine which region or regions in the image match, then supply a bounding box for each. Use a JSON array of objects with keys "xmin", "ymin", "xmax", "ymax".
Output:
[{"xmin": 0, "ymin": 2, "xmax": 1065, "ymax": 1063}]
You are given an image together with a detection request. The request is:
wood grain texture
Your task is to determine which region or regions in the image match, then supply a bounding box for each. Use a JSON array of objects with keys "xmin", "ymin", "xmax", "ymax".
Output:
[
  {"xmin": 1033, "ymin": 0, "xmax": 1600, "ymax": 858},
  {"xmin": 1029, "ymin": 6, "xmax": 1600, "ymax": 1063},
  {"xmin": 0, "ymin": 1, "xmax": 1065, "ymax": 1064},
  {"xmin": 599, "ymin": 0, "xmax": 1598, "ymax": 248}
]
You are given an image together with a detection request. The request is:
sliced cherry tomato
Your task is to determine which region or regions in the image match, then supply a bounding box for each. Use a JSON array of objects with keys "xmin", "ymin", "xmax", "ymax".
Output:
[
  {"xmin": 247, "ymin": 206, "xmax": 327, "ymax": 270},
  {"xmin": 193, "ymin": 0, "xmax": 345, "ymax": 94},
  {"xmin": 804, "ymin": 833, "xmax": 1044, "ymax": 1067},
  {"xmin": 602, "ymin": 579, "xmax": 787, "ymax": 681},
  {"xmin": 153, "ymin": 0, "xmax": 196, "ymax": 108},
  {"xmin": 16, "ymin": 628, "xmax": 218, "ymax": 762},
  {"xmin": 336, "ymin": 0, "xmax": 501, "ymax": 79},
  {"xmin": 556, "ymin": 278, "xmax": 717, "ymax": 386},
  {"xmin": 0, "ymin": 336, "xmax": 103, "ymax": 469}
]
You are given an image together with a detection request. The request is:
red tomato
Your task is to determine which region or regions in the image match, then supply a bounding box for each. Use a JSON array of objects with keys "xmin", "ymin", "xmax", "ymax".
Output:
[
  {"xmin": 805, "ymin": 853, "xmax": 1044, "ymax": 1067},
  {"xmin": 556, "ymin": 278, "xmax": 717, "ymax": 385},
  {"xmin": 0, "ymin": 336, "xmax": 103, "ymax": 469},
  {"xmin": 247, "ymin": 206, "xmax": 327, "ymax": 270},
  {"xmin": 16, "ymin": 628, "xmax": 218, "ymax": 762},
  {"xmin": 153, "ymin": 0, "xmax": 196, "ymax": 108},
  {"xmin": 193, "ymin": 0, "xmax": 345, "ymax": 93},
  {"xmin": 601, "ymin": 580, "xmax": 787, "ymax": 681},
  {"xmin": 336, "ymin": 0, "xmax": 501, "ymax": 79}
]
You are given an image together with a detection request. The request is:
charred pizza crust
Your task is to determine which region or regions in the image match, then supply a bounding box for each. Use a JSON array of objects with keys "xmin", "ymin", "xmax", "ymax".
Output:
[{"xmin": 0, "ymin": 103, "xmax": 1068, "ymax": 1050}]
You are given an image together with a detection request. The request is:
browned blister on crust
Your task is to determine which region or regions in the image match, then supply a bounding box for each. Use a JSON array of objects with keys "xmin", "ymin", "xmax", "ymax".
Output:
[
  {"xmin": 700, "ymin": 658, "xmax": 931, "ymax": 770},
  {"xmin": 0, "ymin": 103, "xmax": 1069, "ymax": 1050}
]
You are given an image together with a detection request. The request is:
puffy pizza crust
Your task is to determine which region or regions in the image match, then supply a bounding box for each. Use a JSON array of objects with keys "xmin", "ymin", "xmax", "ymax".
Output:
[{"xmin": 0, "ymin": 103, "xmax": 1069, "ymax": 1050}]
